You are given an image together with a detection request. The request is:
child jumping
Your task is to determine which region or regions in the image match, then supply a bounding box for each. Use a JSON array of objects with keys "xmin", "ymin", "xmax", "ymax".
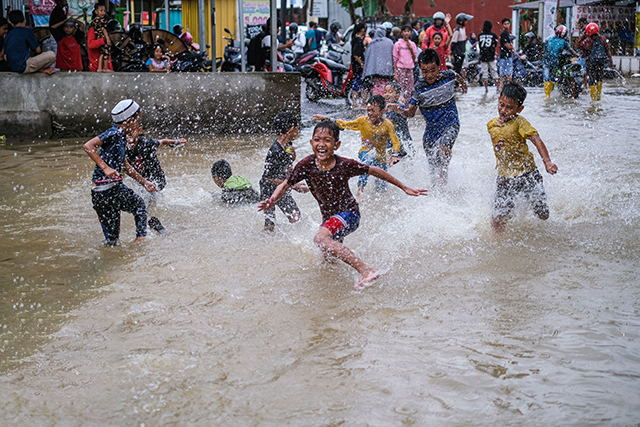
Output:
[
  {"xmin": 258, "ymin": 120, "xmax": 428, "ymax": 289},
  {"xmin": 391, "ymin": 48, "xmax": 467, "ymax": 186},
  {"xmin": 259, "ymin": 112, "xmax": 309, "ymax": 232},
  {"xmin": 312, "ymin": 95, "xmax": 401, "ymax": 199},
  {"xmin": 488, "ymin": 82, "xmax": 558, "ymax": 232},
  {"xmin": 83, "ymin": 100, "xmax": 157, "ymax": 245}
]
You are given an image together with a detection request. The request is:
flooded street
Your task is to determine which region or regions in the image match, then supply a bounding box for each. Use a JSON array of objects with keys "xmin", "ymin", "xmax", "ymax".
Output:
[{"xmin": 1, "ymin": 82, "xmax": 639, "ymax": 425}]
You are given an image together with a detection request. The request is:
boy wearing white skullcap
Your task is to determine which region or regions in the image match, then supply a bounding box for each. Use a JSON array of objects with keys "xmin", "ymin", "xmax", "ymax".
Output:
[{"xmin": 83, "ymin": 99, "xmax": 157, "ymax": 245}]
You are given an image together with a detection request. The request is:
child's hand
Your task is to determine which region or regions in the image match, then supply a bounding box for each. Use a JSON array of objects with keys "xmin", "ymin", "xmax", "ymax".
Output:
[
  {"xmin": 144, "ymin": 180, "xmax": 158, "ymax": 192},
  {"xmin": 311, "ymin": 114, "xmax": 329, "ymax": 122},
  {"xmin": 258, "ymin": 198, "xmax": 273, "ymax": 211},
  {"xmin": 544, "ymin": 159, "xmax": 558, "ymax": 175},
  {"xmin": 103, "ymin": 166, "xmax": 120, "ymax": 180},
  {"xmin": 389, "ymin": 156, "xmax": 401, "ymax": 166},
  {"xmin": 445, "ymin": 13, "xmax": 452, "ymax": 24},
  {"xmin": 403, "ymin": 186, "xmax": 428, "ymax": 197}
]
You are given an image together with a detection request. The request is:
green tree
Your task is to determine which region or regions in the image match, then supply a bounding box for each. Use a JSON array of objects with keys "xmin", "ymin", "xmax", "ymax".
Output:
[{"xmin": 339, "ymin": 0, "xmax": 364, "ymax": 24}]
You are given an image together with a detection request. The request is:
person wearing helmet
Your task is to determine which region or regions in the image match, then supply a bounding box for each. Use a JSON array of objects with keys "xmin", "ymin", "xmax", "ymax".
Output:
[
  {"xmin": 450, "ymin": 13, "xmax": 473, "ymax": 76},
  {"xmin": 422, "ymin": 12, "xmax": 452, "ymax": 50},
  {"xmin": 579, "ymin": 22, "xmax": 613, "ymax": 101},
  {"xmin": 289, "ymin": 23, "xmax": 306, "ymax": 57},
  {"xmin": 574, "ymin": 17, "xmax": 589, "ymax": 91},
  {"xmin": 523, "ymin": 32, "xmax": 540, "ymax": 62},
  {"xmin": 172, "ymin": 24, "xmax": 182, "ymax": 36},
  {"xmin": 541, "ymin": 25, "xmax": 577, "ymax": 98},
  {"xmin": 326, "ymin": 21, "xmax": 344, "ymax": 46}
]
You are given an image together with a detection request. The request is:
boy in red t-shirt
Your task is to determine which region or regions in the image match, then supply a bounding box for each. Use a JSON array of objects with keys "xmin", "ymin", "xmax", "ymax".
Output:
[
  {"xmin": 258, "ymin": 121, "xmax": 428, "ymax": 290},
  {"xmin": 56, "ymin": 20, "xmax": 83, "ymax": 71}
]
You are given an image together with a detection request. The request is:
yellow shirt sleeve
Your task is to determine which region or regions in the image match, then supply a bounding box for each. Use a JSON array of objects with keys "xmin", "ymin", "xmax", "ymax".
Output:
[
  {"xmin": 335, "ymin": 117, "xmax": 367, "ymax": 132},
  {"xmin": 517, "ymin": 116, "xmax": 539, "ymax": 140}
]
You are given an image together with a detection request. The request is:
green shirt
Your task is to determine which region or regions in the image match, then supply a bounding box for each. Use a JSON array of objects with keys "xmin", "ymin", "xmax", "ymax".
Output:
[{"xmin": 223, "ymin": 175, "xmax": 253, "ymax": 190}]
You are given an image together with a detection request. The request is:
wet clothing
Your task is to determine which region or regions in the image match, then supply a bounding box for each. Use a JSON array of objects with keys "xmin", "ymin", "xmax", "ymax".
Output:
[
  {"xmin": 478, "ymin": 31, "xmax": 498, "ymax": 63},
  {"xmin": 91, "ymin": 126, "xmax": 147, "ymax": 244},
  {"xmin": 487, "ymin": 115, "xmax": 539, "ymax": 178},
  {"xmin": 579, "ymin": 35, "xmax": 612, "ymax": 85},
  {"xmin": 4, "ymin": 27, "xmax": 40, "ymax": 73},
  {"xmin": 126, "ymin": 137, "xmax": 166, "ymax": 191},
  {"xmin": 351, "ymin": 35, "xmax": 365, "ymax": 76},
  {"xmin": 410, "ymin": 70, "xmax": 459, "ymax": 147},
  {"xmin": 56, "ymin": 35, "xmax": 83, "ymax": 71},
  {"xmin": 385, "ymin": 102, "xmax": 412, "ymax": 147},
  {"xmin": 286, "ymin": 155, "xmax": 369, "ymax": 223},
  {"xmin": 357, "ymin": 149, "xmax": 388, "ymax": 191},
  {"xmin": 221, "ymin": 175, "xmax": 260, "ymax": 204},
  {"xmin": 542, "ymin": 36, "xmax": 570, "ymax": 69},
  {"xmin": 493, "ymin": 169, "xmax": 548, "ymax": 220},
  {"xmin": 322, "ymin": 211, "xmax": 360, "ymax": 243},
  {"xmin": 260, "ymin": 141, "xmax": 299, "ymax": 227},
  {"xmin": 92, "ymin": 183, "xmax": 147, "ymax": 244},
  {"xmin": 335, "ymin": 116, "xmax": 401, "ymax": 164}
]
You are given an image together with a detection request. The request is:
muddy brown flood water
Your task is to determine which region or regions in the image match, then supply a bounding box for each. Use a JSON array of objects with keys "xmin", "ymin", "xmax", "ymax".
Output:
[{"xmin": 1, "ymin": 83, "xmax": 639, "ymax": 426}]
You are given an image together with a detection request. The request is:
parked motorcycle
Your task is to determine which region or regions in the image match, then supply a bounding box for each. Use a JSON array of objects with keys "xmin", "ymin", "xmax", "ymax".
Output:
[
  {"xmin": 554, "ymin": 50, "xmax": 582, "ymax": 99},
  {"xmin": 300, "ymin": 44, "xmax": 354, "ymax": 105},
  {"xmin": 513, "ymin": 53, "xmax": 543, "ymax": 87},
  {"xmin": 217, "ymin": 28, "xmax": 245, "ymax": 72}
]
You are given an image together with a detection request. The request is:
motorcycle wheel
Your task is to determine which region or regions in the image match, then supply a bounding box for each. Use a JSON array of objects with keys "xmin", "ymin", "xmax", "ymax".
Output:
[{"xmin": 305, "ymin": 79, "xmax": 322, "ymax": 102}]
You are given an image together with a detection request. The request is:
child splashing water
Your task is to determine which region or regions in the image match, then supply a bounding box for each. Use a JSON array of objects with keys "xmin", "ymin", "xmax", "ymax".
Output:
[
  {"xmin": 312, "ymin": 95, "xmax": 401, "ymax": 200},
  {"xmin": 258, "ymin": 121, "xmax": 428, "ymax": 290}
]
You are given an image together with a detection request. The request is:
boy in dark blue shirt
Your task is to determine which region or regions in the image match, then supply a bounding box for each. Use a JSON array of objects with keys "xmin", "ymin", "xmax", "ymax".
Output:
[
  {"xmin": 83, "ymin": 100, "xmax": 157, "ymax": 245},
  {"xmin": 4, "ymin": 10, "xmax": 55, "ymax": 74}
]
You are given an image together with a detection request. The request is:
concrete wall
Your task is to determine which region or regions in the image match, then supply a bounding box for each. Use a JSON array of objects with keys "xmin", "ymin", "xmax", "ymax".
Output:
[
  {"xmin": 0, "ymin": 72, "xmax": 300, "ymax": 139},
  {"xmin": 612, "ymin": 56, "xmax": 640, "ymax": 76}
]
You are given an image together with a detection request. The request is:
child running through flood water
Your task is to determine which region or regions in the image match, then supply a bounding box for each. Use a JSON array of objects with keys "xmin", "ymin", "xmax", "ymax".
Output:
[
  {"xmin": 259, "ymin": 112, "xmax": 309, "ymax": 232},
  {"xmin": 83, "ymin": 100, "xmax": 157, "ymax": 245},
  {"xmin": 311, "ymin": 95, "xmax": 402, "ymax": 200},
  {"xmin": 126, "ymin": 129, "xmax": 186, "ymax": 234},
  {"xmin": 488, "ymin": 81, "xmax": 558, "ymax": 232},
  {"xmin": 258, "ymin": 120, "xmax": 428, "ymax": 289}
]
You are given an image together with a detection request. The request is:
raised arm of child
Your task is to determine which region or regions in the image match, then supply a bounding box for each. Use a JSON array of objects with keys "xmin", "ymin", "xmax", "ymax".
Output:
[
  {"xmin": 258, "ymin": 179, "xmax": 292, "ymax": 211},
  {"xmin": 529, "ymin": 135, "xmax": 558, "ymax": 174},
  {"xmin": 444, "ymin": 13, "xmax": 453, "ymax": 38},
  {"xmin": 123, "ymin": 160, "xmax": 158, "ymax": 192},
  {"xmin": 367, "ymin": 166, "xmax": 428, "ymax": 197},
  {"xmin": 159, "ymin": 137, "xmax": 187, "ymax": 147}
]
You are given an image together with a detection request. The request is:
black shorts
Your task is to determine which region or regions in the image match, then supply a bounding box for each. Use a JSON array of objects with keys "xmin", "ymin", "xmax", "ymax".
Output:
[
  {"xmin": 493, "ymin": 169, "xmax": 549, "ymax": 220},
  {"xmin": 260, "ymin": 180, "xmax": 300, "ymax": 227}
]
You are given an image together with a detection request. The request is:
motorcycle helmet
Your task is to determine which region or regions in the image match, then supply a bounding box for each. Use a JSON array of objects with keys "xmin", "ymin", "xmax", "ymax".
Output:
[
  {"xmin": 173, "ymin": 24, "xmax": 183, "ymax": 35},
  {"xmin": 455, "ymin": 13, "xmax": 473, "ymax": 26},
  {"xmin": 180, "ymin": 32, "xmax": 193, "ymax": 46},
  {"xmin": 585, "ymin": 22, "xmax": 599, "ymax": 36},
  {"xmin": 330, "ymin": 22, "xmax": 342, "ymax": 33},
  {"xmin": 555, "ymin": 25, "xmax": 568, "ymax": 38},
  {"xmin": 433, "ymin": 12, "xmax": 445, "ymax": 22},
  {"xmin": 289, "ymin": 22, "xmax": 298, "ymax": 32},
  {"xmin": 381, "ymin": 21, "xmax": 393, "ymax": 30},
  {"xmin": 524, "ymin": 32, "xmax": 535, "ymax": 39}
]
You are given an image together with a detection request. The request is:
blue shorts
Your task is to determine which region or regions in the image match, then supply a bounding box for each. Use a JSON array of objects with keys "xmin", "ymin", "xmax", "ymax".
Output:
[
  {"xmin": 352, "ymin": 73, "xmax": 363, "ymax": 92},
  {"xmin": 322, "ymin": 211, "xmax": 361, "ymax": 243},
  {"xmin": 357, "ymin": 149, "xmax": 387, "ymax": 190},
  {"xmin": 498, "ymin": 57, "xmax": 513, "ymax": 76},
  {"xmin": 576, "ymin": 57, "xmax": 586, "ymax": 70}
]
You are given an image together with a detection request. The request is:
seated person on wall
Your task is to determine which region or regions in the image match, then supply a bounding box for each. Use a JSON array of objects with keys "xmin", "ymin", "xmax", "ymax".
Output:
[
  {"xmin": 3, "ymin": 10, "xmax": 56, "ymax": 74},
  {"xmin": 211, "ymin": 159, "xmax": 261, "ymax": 204},
  {"xmin": 0, "ymin": 16, "xmax": 10, "ymax": 72}
]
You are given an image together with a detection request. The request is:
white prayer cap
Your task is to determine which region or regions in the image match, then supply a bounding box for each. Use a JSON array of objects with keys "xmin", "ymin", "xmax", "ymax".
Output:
[{"xmin": 111, "ymin": 99, "xmax": 140, "ymax": 123}]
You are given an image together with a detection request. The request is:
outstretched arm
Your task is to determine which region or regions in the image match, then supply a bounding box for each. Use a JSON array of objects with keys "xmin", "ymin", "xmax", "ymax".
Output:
[
  {"xmin": 529, "ymin": 135, "xmax": 558, "ymax": 174},
  {"xmin": 159, "ymin": 137, "xmax": 187, "ymax": 146},
  {"xmin": 258, "ymin": 179, "xmax": 293, "ymax": 211},
  {"xmin": 123, "ymin": 160, "xmax": 158, "ymax": 192},
  {"xmin": 84, "ymin": 137, "xmax": 120, "ymax": 180},
  {"xmin": 367, "ymin": 166, "xmax": 428, "ymax": 196},
  {"xmin": 455, "ymin": 72, "xmax": 468, "ymax": 94},
  {"xmin": 389, "ymin": 102, "xmax": 418, "ymax": 118}
]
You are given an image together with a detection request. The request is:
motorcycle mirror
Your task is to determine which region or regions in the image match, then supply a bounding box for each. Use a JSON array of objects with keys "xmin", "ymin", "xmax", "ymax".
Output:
[{"xmin": 225, "ymin": 28, "xmax": 231, "ymax": 34}]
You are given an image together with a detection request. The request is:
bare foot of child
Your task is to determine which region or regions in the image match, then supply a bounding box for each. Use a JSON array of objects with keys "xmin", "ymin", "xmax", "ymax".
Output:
[
  {"xmin": 134, "ymin": 236, "xmax": 145, "ymax": 244},
  {"xmin": 354, "ymin": 269, "xmax": 380, "ymax": 290},
  {"xmin": 38, "ymin": 67, "xmax": 56, "ymax": 75}
]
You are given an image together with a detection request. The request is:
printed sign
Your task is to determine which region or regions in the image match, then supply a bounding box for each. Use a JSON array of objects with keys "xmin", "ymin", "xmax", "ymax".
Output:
[
  {"xmin": 309, "ymin": 0, "xmax": 327, "ymax": 18},
  {"xmin": 243, "ymin": 0, "xmax": 269, "ymax": 26},
  {"xmin": 573, "ymin": 5, "xmax": 635, "ymax": 24}
]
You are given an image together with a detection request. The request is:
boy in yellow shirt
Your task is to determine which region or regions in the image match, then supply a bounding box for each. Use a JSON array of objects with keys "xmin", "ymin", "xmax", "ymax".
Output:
[
  {"xmin": 312, "ymin": 95, "xmax": 401, "ymax": 199},
  {"xmin": 488, "ymin": 82, "xmax": 558, "ymax": 232}
]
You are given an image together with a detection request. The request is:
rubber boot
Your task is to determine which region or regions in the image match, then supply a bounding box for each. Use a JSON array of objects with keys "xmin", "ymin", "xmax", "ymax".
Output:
[
  {"xmin": 544, "ymin": 81, "xmax": 554, "ymax": 98},
  {"xmin": 589, "ymin": 85, "xmax": 597, "ymax": 101},
  {"xmin": 596, "ymin": 82, "xmax": 603, "ymax": 101}
]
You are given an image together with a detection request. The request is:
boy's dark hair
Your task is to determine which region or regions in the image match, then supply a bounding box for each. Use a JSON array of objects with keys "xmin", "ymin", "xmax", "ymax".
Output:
[
  {"xmin": 368, "ymin": 94, "xmax": 386, "ymax": 110},
  {"xmin": 501, "ymin": 18, "xmax": 511, "ymax": 25},
  {"xmin": 482, "ymin": 20, "xmax": 492, "ymax": 32},
  {"xmin": 309, "ymin": 21, "xmax": 317, "ymax": 29},
  {"xmin": 401, "ymin": 24, "xmax": 412, "ymax": 32},
  {"xmin": 8, "ymin": 10, "xmax": 25, "ymax": 25},
  {"xmin": 385, "ymin": 81, "xmax": 402, "ymax": 93},
  {"xmin": 432, "ymin": 31, "xmax": 443, "ymax": 40},
  {"xmin": 352, "ymin": 22, "xmax": 366, "ymax": 40},
  {"xmin": 500, "ymin": 81, "xmax": 527, "ymax": 106},
  {"xmin": 273, "ymin": 111, "xmax": 299, "ymax": 135},
  {"xmin": 313, "ymin": 120, "xmax": 340, "ymax": 141},
  {"xmin": 418, "ymin": 48, "xmax": 440, "ymax": 67},
  {"xmin": 411, "ymin": 20, "xmax": 420, "ymax": 28},
  {"xmin": 211, "ymin": 159, "xmax": 232, "ymax": 180}
]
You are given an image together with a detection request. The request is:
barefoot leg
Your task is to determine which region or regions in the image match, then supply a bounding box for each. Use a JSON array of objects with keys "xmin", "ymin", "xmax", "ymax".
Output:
[{"xmin": 313, "ymin": 227, "xmax": 379, "ymax": 289}]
